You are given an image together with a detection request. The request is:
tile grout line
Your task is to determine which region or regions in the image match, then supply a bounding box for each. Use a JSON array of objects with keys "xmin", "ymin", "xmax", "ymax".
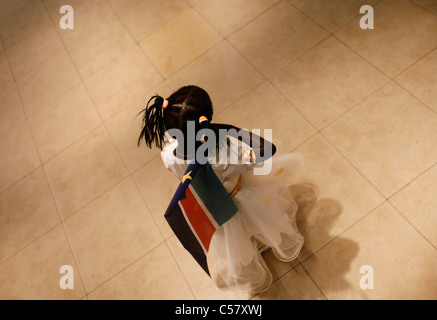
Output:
[
  {"xmin": 143, "ymin": 8, "xmax": 225, "ymax": 81},
  {"xmin": 159, "ymin": 236, "xmax": 200, "ymax": 300},
  {"xmin": 319, "ymin": 133, "xmax": 387, "ymax": 201},
  {"xmin": 392, "ymin": 45, "xmax": 437, "ymax": 115},
  {"xmin": 297, "ymin": 201, "xmax": 388, "ymax": 266},
  {"xmin": 250, "ymin": 261, "xmax": 304, "ymax": 300},
  {"xmin": 387, "ymin": 161, "xmax": 437, "ymax": 201},
  {"xmin": 387, "ymin": 161, "xmax": 437, "ymax": 251},
  {"xmin": 85, "ymin": 238, "xmax": 167, "ymax": 298},
  {"xmin": 0, "ymin": 42, "xmax": 28, "ymax": 138},
  {"xmin": 316, "ymin": 78, "xmax": 391, "ymax": 132},
  {"xmin": 0, "ymin": 222, "xmax": 59, "ymax": 268},
  {"xmin": 299, "ymin": 263, "xmax": 329, "ymax": 300},
  {"xmin": 394, "ymin": 80, "xmax": 437, "ymax": 115},
  {"xmin": 389, "ymin": 201, "xmax": 437, "ymax": 251},
  {"xmin": 264, "ymin": 0, "xmax": 338, "ymax": 81},
  {"xmin": 190, "ymin": 0, "xmax": 282, "ymax": 40},
  {"xmin": 411, "ymin": 0, "xmax": 437, "ymax": 17}
]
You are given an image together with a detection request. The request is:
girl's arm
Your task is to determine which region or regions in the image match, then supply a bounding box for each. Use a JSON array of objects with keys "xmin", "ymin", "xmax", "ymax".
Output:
[{"xmin": 210, "ymin": 123, "xmax": 277, "ymax": 164}]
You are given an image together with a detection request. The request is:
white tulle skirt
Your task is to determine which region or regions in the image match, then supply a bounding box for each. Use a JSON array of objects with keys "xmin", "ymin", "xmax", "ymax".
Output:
[{"xmin": 207, "ymin": 153, "xmax": 305, "ymax": 294}]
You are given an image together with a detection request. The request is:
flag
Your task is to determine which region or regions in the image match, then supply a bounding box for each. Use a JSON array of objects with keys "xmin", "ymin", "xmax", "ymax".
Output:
[{"xmin": 164, "ymin": 160, "xmax": 238, "ymax": 276}]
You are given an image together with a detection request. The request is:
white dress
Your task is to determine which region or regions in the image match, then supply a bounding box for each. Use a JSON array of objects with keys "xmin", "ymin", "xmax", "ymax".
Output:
[{"xmin": 161, "ymin": 137, "xmax": 304, "ymax": 294}]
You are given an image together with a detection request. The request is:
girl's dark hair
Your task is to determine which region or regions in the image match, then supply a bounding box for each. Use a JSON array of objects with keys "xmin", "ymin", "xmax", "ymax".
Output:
[{"xmin": 138, "ymin": 85, "xmax": 213, "ymax": 149}]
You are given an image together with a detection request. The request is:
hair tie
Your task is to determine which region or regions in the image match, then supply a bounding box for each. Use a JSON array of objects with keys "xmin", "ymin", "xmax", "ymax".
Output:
[
  {"xmin": 199, "ymin": 116, "xmax": 208, "ymax": 123},
  {"xmin": 162, "ymin": 99, "xmax": 169, "ymax": 109}
]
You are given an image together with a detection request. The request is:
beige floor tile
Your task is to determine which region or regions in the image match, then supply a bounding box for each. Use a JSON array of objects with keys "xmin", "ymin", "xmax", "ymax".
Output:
[
  {"xmin": 335, "ymin": 0, "xmax": 437, "ymax": 78},
  {"xmin": 0, "ymin": 167, "xmax": 59, "ymax": 264},
  {"xmin": 89, "ymin": 242, "xmax": 194, "ymax": 299},
  {"xmin": 133, "ymin": 157, "xmax": 179, "ymax": 239},
  {"xmin": 29, "ymin": 84, "xmax": 102, "ymax": 163},
  {"xmin": 63, "ymin": 177, "xmax": 163, "ymax": 292},
  {"xmin": 229, "ymin": 1, "xmax": 328, "ymax": 78},
  {"xmin": 84, "ymin": 45, "xmax": 163, "ymax": 120},
  {"xmin": 0, "ymin": 51, "xmax": 14, "ymax": 92},
  {"xmin": 107, "ymin": 0, "xmax": 190, "ymax": 42},
  {"xmin": 214, "ymin": 81, "xmax": 316, "ymax": 153},
  {"xmin": 0, "ymin": 84, "xmax": 26, "ymax": 138},
  {"xmin": 292, "ymin": 135, "xmax": 384, "ymax": 260},
  {"xmin": 0, "ymin": 0, "xmax": 29, "ymax": 21},
  {"xmin": 323, "ymin": 82, "xmax": 437, "ymax": 198},
  {"xmin": 0, "ymin": 122, "xmax": 41, "ymax": 193},
  {"xmin": 44, "ymin": 0, "xmax": 136, "ymax": 79},
  {"xmin": 140, "ymin": 8, "xmax": 222, "ymax": 78},
  {"xmin": 15, "ymin": 48, "xmax": 81, "ymax": 116},
  {"xmin": 395, "ymin": 48, "xmax": 437, "ymax": 112},
  {"xmin": 167, "ymin": 236, "xmax": 251, "ymax": 300},
  {"xmin": 44, "ymin": 125, "xmax": 128, "ymax": 219},
  {"xmin": 106, "ymin": 82, "xmax": 171, "ymax": 173},
  {"xmin": 167, "ymin": 41, "xmax": 264, "ymax": 112},
  {"xmin": 6, "ymin": 21, "xmax": 64, "ymax": 81},
  {"xmin": 289, "ymin": 0, "xmax": 380, "ymax": 33},
  {"xmin": 303, "ymin": 202, "xmax": 437, "ymax": 299},
  {"xmin": 0, "ymin": 0, "xmax": 52, "ymax": 50},
  {"xmin": 390, "ymin": 164, "xmax": 437, "ymax": 248},
  {"xmin": 271, "ymin": 36, "xmax": 389, "ymax": 129},
  {"xmin": 0, "ymin": 225, "xmax": 86, "ymax": 299},
  {"xmin": 254, "ymin": 265, "xmax": 326, "ymax": 299},
  {"xmin": 189, "ymin": 0, "xmax": 280, "ymax": 36}
]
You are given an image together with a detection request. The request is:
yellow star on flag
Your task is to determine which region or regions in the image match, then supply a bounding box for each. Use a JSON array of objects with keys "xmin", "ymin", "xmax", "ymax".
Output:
[{"xmin": 181, "ymin": 171, "xmax": 193, "ymax": 183}]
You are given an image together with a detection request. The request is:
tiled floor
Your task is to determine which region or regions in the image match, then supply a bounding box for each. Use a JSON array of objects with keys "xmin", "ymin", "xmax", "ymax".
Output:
[{"xmin": 0, "ymin": 0, "xmax": 436, "ymax": 300}]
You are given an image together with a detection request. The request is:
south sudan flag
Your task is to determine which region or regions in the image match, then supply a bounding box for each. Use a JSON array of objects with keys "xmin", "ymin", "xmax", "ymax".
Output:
[{"xmin": 164, "ymin": 159, "xmax": 238, "ymax": 276}]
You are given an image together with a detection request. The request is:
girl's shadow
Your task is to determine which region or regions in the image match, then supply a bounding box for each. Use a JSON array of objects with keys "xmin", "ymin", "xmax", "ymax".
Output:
[
  {"xmin": 290, "ymin": 183, "xmax": 362, "ymax": 298},
  {"xmin": 259, "ymin": 183, "xmax": 361, "ymax": 299}
]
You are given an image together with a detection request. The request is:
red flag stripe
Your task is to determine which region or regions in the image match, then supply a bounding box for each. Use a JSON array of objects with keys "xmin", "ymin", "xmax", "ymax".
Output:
[{"xmin": 179, "ymin": 187, "xmax": 217, "ymax": 253}]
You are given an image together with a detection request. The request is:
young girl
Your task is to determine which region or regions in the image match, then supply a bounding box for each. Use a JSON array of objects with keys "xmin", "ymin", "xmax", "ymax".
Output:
[{"xmin": 138, "ymin": 85, "xmax": 304, "ymax": 294}]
